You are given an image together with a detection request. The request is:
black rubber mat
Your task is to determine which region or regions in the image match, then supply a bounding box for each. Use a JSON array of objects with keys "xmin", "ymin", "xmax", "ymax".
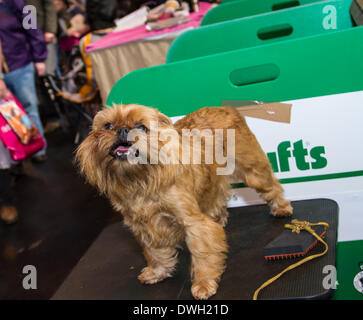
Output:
[{"xmin": 52, "ymin": 198, "xmax": 338, "ymax": 300}]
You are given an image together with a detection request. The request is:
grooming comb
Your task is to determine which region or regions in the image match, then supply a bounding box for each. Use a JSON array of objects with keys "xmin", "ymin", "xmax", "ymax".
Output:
[{"xmin": 264, "ymin": 222, "xmax": 327, "ymax": 260}]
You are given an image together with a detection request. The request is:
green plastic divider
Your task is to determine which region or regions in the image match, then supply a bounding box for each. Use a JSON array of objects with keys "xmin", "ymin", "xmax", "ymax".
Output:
[
  {"xmin": 167, "ymin": 0, "xmax": 352, "ymax": 63},
  {"xmin": 107, "ymin": 26, "xmax": 363, "ymax": 117},
  {"xmin": 106, "ymin": 25, "xmax": 363, "ymax": 301},
  {"xmin": 202, "ymin": 0, "xmax": 326, "ymax": 25},
  {"xmin": 334, "ymin": 240, "xmax": 363, "ymax": 300}
]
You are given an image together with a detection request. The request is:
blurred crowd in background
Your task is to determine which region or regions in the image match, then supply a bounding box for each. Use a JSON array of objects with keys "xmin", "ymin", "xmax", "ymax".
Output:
[{"xmin": 0, "ymin": 0, "xmax": 219, "ymax": 225}]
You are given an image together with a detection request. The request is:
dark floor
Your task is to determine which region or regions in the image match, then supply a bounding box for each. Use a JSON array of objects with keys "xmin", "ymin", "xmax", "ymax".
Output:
[{"xmin": 0, "ymin": 130, "xmax": 121, "ymax": 299}]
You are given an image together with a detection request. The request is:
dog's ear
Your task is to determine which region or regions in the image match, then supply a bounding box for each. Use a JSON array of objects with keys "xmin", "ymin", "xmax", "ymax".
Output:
[
  {"xmin": 157, "ymin": 111, "xmax": 173, "ymax": 127},
  {"xmin": 74, "ymin": 132, "xmax": 100, "ymax": 188}
]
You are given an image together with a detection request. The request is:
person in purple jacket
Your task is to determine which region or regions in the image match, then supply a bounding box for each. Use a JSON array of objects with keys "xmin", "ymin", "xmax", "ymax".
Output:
[{"xmin": 0, "ymin": 0, "xmax": 48, "ymax": 163}]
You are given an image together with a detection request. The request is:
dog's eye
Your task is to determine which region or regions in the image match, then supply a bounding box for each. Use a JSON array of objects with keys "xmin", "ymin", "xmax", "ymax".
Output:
[
  {"xmin": 104, "ymin": 122, "xmax": 114, "ymax": 130},
  {"xmin": 135, "ymin": 124, "xmax": 148, "ymax": 132}
]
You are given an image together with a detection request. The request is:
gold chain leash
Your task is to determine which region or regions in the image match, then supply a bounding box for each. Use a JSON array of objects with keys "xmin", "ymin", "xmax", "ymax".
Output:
[{"xmin": 253, "ymin": 219, "xmax": 329, "ymax": 300}]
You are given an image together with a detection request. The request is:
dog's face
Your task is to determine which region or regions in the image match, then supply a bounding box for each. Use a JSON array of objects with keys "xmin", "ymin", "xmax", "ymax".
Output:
[{"xmin": 75, "ymin": 104, "xmax": 176, "ymax": 194}]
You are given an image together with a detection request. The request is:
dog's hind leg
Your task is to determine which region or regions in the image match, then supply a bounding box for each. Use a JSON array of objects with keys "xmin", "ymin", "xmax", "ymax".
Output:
[
  {"xmin": 232, "ymin": 135, "xmax": 292, "ymax": 216},
  {"xmin": 231, "ymin": 119, "xmax": 293, "ymax": 217},
  {"xmin": 235, "ymin": 160, "xmax": 293, "ymax": 217},
  {"xmin": 246, "ymin": 169, "xmax": 292, "ymax": 216},
  {"xmin": 228, "ymin": 109, "xmax": 292, "ymax": 216}
]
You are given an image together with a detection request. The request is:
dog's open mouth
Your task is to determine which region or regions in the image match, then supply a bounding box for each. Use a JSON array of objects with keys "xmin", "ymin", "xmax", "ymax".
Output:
[{"xmin": 110, "ymin": 143, "xmax": 139, "ymax": 160}]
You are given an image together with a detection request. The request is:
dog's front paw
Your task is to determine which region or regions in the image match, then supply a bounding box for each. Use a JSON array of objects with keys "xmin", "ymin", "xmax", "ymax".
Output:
[
  {"xmin": 138, "ymin": 266, "xmax": 172, "ymax": 285},
  {"xmin": 191, "ymin": 280, "xmax": 218, "ymax": 300}
]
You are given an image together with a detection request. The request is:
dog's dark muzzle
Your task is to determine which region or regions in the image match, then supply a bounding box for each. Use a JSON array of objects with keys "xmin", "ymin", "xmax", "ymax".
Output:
[
  {"xmin": 110, "ymin": 127, "xmax": 137, "ymax": 160},
  {"xmin": 117, "ymin": 127, "xmax": 129, "ymax": 143}
]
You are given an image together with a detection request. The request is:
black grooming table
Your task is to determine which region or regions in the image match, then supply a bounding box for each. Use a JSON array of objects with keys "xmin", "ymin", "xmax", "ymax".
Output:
[{"xmin": 52, "ymin": 199, "xmax": 338, "ymax": 300}]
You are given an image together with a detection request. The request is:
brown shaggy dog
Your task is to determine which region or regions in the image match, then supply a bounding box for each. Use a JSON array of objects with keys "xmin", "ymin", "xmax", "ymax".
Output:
[{"xmin": 75, "ymin": 104, "xmax": 292, "ymax": 299}]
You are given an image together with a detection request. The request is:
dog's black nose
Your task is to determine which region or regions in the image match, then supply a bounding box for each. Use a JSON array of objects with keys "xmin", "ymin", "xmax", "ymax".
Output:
[{"xmin": 117, "ymin": 127, "xmax": 129, "ymax": 141}]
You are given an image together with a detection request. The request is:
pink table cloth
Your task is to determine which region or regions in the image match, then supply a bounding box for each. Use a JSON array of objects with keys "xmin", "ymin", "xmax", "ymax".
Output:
[{"xmin": 86, "ymin": 2, "xmax": 212, "ymax": 52}]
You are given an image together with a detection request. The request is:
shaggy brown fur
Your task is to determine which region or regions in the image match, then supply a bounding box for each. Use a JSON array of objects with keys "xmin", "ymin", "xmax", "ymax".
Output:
[{"xmin": 75, "ymin": 104, "xmax": 292, "ymax": 299}]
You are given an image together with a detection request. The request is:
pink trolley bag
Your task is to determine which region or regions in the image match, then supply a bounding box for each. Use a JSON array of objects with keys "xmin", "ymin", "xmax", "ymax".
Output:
[{"xmin": 0, "ymin": 91, "xmax": 45, "ymax": 162}]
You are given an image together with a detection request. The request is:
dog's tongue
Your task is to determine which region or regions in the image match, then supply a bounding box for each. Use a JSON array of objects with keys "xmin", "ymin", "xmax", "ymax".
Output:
[
  {"xmin": 116, "ymin": 146, "xmax": 129, "ymax": 152},
  {"xmin": 114, "ymin": 146, "xmax": 130, "ymax": 156}
]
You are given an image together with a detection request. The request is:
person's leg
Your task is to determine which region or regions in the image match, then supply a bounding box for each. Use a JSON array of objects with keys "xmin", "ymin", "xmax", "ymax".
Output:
[{"xmin": 4, "ymin": 63, "xmax": 47, "ymax": 156}]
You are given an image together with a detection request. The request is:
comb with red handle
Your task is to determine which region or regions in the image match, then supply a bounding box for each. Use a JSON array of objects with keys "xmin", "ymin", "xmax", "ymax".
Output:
[{"xmin": 264, "ymin": 222, "xmax": 327, "ymax": 260}]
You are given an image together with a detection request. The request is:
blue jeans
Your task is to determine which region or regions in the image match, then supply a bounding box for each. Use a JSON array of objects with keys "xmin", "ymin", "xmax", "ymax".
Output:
[{"xmin": 4, "ymin": 62, "xmax": 46, "ymax": 156}]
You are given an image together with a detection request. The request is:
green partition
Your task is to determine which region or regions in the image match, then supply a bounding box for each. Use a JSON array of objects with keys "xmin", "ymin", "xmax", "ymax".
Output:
[
  {"xmin": 107, "ymin": 26, "xmax": 363, "ymax": 117},
  {"xmin": 167, "ymin": 0, "xmax": 352, "ymax": 63},
  {"xmin": 106, "ymin": 27, "xmax": 363, "ymax": 300},
  {"xmin": 201, "ymin": 0, "xmax": 326, "ymax": 25}
]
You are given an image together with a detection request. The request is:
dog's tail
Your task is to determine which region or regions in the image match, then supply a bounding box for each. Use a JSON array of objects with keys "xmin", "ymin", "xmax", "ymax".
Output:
[{"xmin": 229, "ymin": 107, "xmax": 293, "ymax": 216}]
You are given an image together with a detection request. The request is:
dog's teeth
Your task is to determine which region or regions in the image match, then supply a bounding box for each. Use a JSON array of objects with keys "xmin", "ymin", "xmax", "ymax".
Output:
[{"xmin": 116, "ymin": 150, "xmax": 130, "ymax": 157}]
